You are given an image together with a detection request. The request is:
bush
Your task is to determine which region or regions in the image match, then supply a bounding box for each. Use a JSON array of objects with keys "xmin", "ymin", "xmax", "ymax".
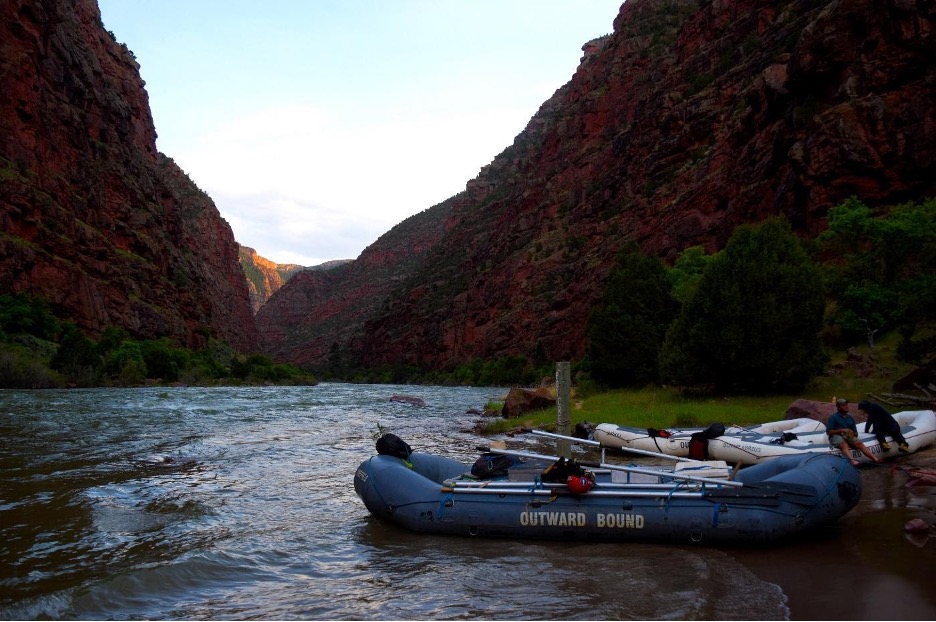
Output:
[
  {"xmin": 50, "ymin": 322, "xmax": 101, "ymax": 386},
  {"xmin": 107, "ymin": 341, "xmax": 147, "ymax": 380},
  {"xmin": 0, "ymin": 299, "xmax": 317, "ymax": 387},
  {"xmin": 821, "ymin": 197, "xmax": 936, "ymax": 348},
  {"xmin": 584, "ymin": 243, "xmax": 677, "ymax": 387},
  {"xmin": 0, "ymin": 344, "xmax": 63, "ymax": 388},
  {"xmin": 0, "ymin": 293, "xmax": 59, "ymax": 340},
  {"xmin": 660, "ymin": 218, "xmax": 827, "ymax": 393},
  {"xmin": 140, "ymin": 338, "xmax": 190, "ymax": 382}
]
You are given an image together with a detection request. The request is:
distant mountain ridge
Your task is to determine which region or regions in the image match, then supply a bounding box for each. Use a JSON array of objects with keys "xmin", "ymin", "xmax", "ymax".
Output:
[
  {"xmin": 238, "ymin": 246, "xmax": 352, "ymax": 315},
  {"xmin": 256, "ymin": 199, "xmax": 455, "ymax": 367},
  {"xmin": 257, "ymin": 0, "xmax": 936, "ymax": 371}
]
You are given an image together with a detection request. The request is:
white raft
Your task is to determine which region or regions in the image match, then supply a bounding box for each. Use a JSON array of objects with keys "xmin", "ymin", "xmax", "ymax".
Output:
[
  {"xmin": 593, "ymin": 418, "xmax": 825, "ymax": 458},
  {"xmin": 708, "ymin": 410, "xmax": 936, "ymax": 465}
]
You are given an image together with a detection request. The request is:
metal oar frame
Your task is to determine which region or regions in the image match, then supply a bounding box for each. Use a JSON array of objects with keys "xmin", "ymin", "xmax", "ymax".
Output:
[{"xmin": 459, "ymin": 431, "xmax": 744, "ymax": 497}]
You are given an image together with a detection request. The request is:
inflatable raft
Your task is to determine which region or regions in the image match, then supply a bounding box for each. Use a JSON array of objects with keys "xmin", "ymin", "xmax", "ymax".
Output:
[
  {"xmin": 354, "ymin": 436, "xmax": 862, "ymax": 545},
  {"xmin": 593, "ymin": 418, "xmax": 825, "ymax": 457},
  {"xmin": 708, "ymin": 410, "xmax": 936, "ymax": 465}
]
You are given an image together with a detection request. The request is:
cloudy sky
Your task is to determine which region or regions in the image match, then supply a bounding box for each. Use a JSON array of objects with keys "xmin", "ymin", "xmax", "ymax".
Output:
[{"xmin": 98, "ymin": 0, "xmax": 621, "ymax": 266}]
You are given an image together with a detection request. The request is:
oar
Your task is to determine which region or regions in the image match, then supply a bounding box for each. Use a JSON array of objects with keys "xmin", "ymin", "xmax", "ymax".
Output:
[
  {"xmin": 440, "ymin": 485, "xmax": 710, "ymax": 499},
  {"xmin": 476, "ymin": 445, "xmax": 744, "ymax": 488},
  {"xmin": 444, "ymin": 479, "xmax": 716, "ymax": 491},
  {"xmin": 529, "ymin": 429, "xmax": 709, "ymax": 464}
]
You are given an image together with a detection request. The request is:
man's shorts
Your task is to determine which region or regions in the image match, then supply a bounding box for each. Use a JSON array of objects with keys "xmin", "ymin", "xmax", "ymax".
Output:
[{"xmin": 829, "ymin": 434, "xmax": 860, "ymax": 447}]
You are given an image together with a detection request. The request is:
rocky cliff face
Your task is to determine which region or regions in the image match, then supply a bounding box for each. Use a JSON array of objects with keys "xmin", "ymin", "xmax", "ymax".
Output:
[
  {"xmin": 238, "ymin": 246, "xmax": 310, "ymax": 315},
  {"xmin": 356, "ymin": 0, "xmax": 935, "ymax": 370},
  {"xmin": 0, "ymin": 0, "xmax": 258, "ymax": 352},
  {"xmin": 256, "ymin": 200, "xmax": 454, "ymax": 367}
]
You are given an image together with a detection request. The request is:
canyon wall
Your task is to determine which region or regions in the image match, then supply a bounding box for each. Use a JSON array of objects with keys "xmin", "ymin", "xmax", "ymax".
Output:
[
  {"xmin": 357, "ymin": 0, "xmax": 935, "ymax": 369},
  {"xmin": 0, "ymin": 0, "xmax": 258, "ymax": 352}
]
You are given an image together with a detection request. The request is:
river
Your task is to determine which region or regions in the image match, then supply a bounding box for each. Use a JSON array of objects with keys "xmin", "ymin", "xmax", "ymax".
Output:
[{"xmin": 1, "ymin": 384, "xmax": 934, "ymax": 620}]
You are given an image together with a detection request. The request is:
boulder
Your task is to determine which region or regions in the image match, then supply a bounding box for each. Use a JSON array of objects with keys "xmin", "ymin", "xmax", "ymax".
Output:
[
  {"xmin": 893, "ymin": 361, "xmax": 936, "ymax": 393},
  {"xmin": 390, "ymin": 395, "xmax": 425, "ymax": 407},
  {"xmin": 904, "ymin": 518, "xmax": 931, "ymax": 534},
  {"xmin": 502, "ymin": 387, "xmax": 555, "ymax": 419},
  {"xmin": 785, "ymin": 399, "xmax": 867, "ymax": 424}
]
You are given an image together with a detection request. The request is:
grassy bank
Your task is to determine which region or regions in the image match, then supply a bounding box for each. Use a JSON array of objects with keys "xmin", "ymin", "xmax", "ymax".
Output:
[{"xmin": 481, "ymin": 337, "xmax": 917, "ymax": 433}]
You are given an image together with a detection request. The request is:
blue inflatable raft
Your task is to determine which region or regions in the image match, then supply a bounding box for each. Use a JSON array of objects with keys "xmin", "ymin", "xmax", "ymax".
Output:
[{"xmin": 354, "ymin": 437, "xmax": 861, "ymax": 545}]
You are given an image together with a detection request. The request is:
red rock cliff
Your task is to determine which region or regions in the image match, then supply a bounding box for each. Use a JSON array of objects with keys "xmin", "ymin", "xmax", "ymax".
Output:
[
  {"xmin": 238, "ymin": 246, "xmax": 308, "ymax": 315},
  {"xmin": 0, "ymin": 0, "xmax": 258, "ymax": 352},
  {"xmin": 357, "ymin": 0, "xmax": 936, "ymax": 370},
  {"xmin": 256, "ymin": 199, "xmax": 454, "ymax": 367}
]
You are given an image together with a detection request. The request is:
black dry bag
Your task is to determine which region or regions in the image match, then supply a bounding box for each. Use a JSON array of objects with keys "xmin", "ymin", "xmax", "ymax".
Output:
[
  {"xmin": 471, "ymin": 452, "xmax": 513, "ymax": 479},
  {"xmin": 376, "ymin": 433, "xmax": 412, "ymax": 460}
]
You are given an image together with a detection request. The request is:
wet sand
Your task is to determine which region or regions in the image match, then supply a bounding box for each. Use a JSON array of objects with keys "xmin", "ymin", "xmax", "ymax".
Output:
[{"xmin": 732, "ymin": 446, "xmax": 936, "ymax": 621}]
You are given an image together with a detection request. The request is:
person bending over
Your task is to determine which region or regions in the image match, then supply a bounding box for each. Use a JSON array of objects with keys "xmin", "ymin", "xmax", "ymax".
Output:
[
  {"xmin": 827, "ymin": 398, "xmax": 882, "ymax": 465},
  {"xmin": 858, "ymin": 400, "xmax": 910, "ymax": 453}
]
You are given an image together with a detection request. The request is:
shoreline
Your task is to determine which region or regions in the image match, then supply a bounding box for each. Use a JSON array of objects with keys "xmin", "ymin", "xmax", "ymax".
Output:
[{"xmin": 735, "ymin": 444, "xmax": 936, "ymax": 620}]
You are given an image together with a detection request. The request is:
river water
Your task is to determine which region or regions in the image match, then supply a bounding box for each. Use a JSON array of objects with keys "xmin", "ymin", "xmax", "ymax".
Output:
[{"xmin": 1, "ymin": 384, "xmax": 935, "ymax": 620}]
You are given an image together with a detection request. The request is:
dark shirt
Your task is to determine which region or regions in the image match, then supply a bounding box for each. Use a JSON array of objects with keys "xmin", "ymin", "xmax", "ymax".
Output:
[
  {"xmin": 863, "ymin": 403, "xmax": 900, "ymax": 434},
  {"xmin": 826, "ymin": 411, "xmax": 857, "ymax": 434}
]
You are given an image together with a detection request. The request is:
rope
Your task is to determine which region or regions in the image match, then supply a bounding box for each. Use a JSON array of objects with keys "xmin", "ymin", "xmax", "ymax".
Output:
[
  {"xmin": 711, "ymin": 502, "xmax": 723, "ymax": 527},
  {"xmin": 437, "ymin": 491, "xmax": 454, "ymax": 518},
  {"xmin": 663, "ymin": 482, "xmax": 682, "ymax": 514},
  {"xmin": 366, "ymin": 456, "xmax": 438, "ymax": 515},
  {"xmin": 529, "ymin": 474, "xmax": 544, "ymax": 496},
  {"xmin": 864, "ymin": 457, "xmax": 936, "ymax": 483},
  {"xmin": 365, "ymin": 457, "xmax": 392, "ymax": 513}
]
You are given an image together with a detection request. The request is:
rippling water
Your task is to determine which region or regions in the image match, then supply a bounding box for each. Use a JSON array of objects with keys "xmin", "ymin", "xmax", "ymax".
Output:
[{"xmin": 2, "ymin": 385, "xmax": 934, "ymax": 620}]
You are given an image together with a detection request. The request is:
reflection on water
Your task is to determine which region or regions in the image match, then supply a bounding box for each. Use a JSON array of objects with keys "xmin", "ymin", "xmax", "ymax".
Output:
[
  {"xmin": 1, "ymin": 385, "xmax": 934, "ymax": 620},
  {"xmin": 732, "ymin": 461, "xmax": 936, "ymax": 621},
  {"xmin": 347, "ymin": 526, "xmax": 788, "ymax": 620}
]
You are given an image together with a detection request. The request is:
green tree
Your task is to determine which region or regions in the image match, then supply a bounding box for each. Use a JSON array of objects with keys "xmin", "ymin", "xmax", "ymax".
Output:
[
  {"xmin": 895, "ymin": 273, "xmax": 936, "ymax": 363},
  {"xmin": 50, "ymin": 322, "xmax": 100, "ymax": 385},
  {"xmin": 585, "ymin": 243, "xmax": 678, "ymax": 387},
  {"xmin": 451, "ymin": 358, "xmax": 485, "ymax": 385},
  {"xmin": 0, "ymin": 293, "xmax": 59, "ymax": 339},
  {"xmin": 835, "ymin": 284, "xmax": 894, "ymax": 348},
  {"xmin": 660, "ymin": 218, "xmax": 827, "ymax": 393},
  {"xmin": 106, "ymin": 341, "xmax": 147, "ymax": 381},
  {"xmin": 667, "ymin": 245, "xmax": 711, "ymax": 304},
  {"xmin": 140, "ymin": 338, "xmax": 189, "ymax": 382},
  {"xmin": 478, "ymin": 356, "xmax": 533, "ymax": 386},
  {"xmin": 95, "ymin": 326, "xmax": 130, "ymax": 357},
  {"xmin": 821, "ymin": 197, "xmax": 936, "ymax": 352}
]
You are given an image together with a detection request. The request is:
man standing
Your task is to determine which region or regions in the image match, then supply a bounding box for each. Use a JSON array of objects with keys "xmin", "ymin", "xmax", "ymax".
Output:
[{"xmin": 826, "ymin": 398, "xmax": 882, "ymax": 465}]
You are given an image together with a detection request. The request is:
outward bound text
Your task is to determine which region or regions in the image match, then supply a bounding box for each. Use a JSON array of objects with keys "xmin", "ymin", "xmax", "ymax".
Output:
[{"xmin": 518, "ymin": 511, "xmax": 645, "ymax": 529}]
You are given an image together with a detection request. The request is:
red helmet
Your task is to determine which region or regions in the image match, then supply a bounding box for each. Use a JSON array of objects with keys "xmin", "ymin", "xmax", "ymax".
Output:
[{"xmin": 566, "ymin": 474, "xmax": 594, "ymax": 494}]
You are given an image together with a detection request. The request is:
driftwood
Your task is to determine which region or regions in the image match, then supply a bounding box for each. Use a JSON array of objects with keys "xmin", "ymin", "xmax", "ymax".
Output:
[{"xmin": 868, "ymin": 385, "xmax": 936, "ymax": 409}]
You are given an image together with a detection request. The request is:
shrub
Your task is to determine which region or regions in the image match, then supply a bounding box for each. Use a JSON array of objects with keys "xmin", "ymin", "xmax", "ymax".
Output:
[
  {"xmin": 821, "ymin": 197, "xmax": 936, "ymax": 348},
  {"xmin": 0, "ymin": 344, "xmax": 63, "ymax": 388},
  {"xmin": 660, "ymin": 218, "xmax": 827, "ymax": 393},
  {"xmin": 50, "ymin": 322, "xmax": 101, "ymax": 385},
  {"xmin": 0, "ymin": 293, "xmax": 59, "ymax": 340},
  {"xmin": 106, "ymin": 342, "xmax": 147, "ymax": 379},
  {"xmin": 585, "ymin": 243, "xmax": 678, "ymax": 387}
]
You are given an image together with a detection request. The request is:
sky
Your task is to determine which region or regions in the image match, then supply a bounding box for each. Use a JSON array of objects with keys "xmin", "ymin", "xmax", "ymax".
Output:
[{"xmin": 97, "ymin": 0, "xmax": 622, "ymax": 266}]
